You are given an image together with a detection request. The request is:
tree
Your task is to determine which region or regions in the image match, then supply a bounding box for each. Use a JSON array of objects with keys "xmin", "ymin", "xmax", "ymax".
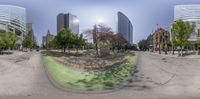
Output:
[
  {"xmin": 138, "ymin": 39, "xmax": 148, "ymax": 51},
  {"xmin": 2, "ymin": 32, "xmax": 17, "ymax": 50},
  {"xmin": 83, "ymin": 24, "xmax": 115, "ymax": 55},
  {"xmin": 56, "ymin": 28, "xmax": 74, "ymax": 52},
  {"xmin": 73, "ymin": 34, "xmax": 86, "ymax": 52},
  {"xmin": 0, "ymin": 32, "xmax": 17, "ymax": 52},
  {"xmin": 197, "ymin": 35, "xmax": 200, "ymax": 55},
  {"xmin": 172, "ymin": 20, "xmax": 194, "ymax": 56},
  {"xmin": 48, "ymin": 37, "xmax": 58, "ymax": 49},
  {"xmin": 22, "ymin": 35, "xmax": 34, "ymax": 50},
  {"xmin": 0, "ymin": 34, "xmax": 6, "ymax": 53},
  {"xmin": 111, "ymin": 33, "xmax": 129, "ymax": 51}
]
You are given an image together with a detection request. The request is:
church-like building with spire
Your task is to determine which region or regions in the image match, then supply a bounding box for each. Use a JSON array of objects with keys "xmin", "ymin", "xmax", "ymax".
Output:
[{"xmin": 42, "ymin": 30, "xmax": 55, "ymax": 48}]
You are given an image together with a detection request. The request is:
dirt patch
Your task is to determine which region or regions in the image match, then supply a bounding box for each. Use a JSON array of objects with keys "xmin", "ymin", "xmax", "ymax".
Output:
[{"xmin": 46, "ymin": 51, "xmax": 134, "ymax": 71}]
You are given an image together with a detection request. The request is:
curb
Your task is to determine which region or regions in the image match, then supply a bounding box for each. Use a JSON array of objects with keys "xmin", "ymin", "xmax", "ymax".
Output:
[{"xmin": 146, "ymin": 52, "xmax": 200, "ymax": 59}]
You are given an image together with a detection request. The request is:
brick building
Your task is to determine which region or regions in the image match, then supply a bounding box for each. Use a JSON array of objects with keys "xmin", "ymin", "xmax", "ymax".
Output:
[{"xmin": 153, "ymin": 28, "xmax": 170, "ymax": 52}]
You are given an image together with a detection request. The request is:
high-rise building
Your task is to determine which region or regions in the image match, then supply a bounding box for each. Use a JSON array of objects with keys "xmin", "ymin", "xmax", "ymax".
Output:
[
  {"xmin": 117, "ymin": 11, "xmax": 133, "ymax": 45},
  {"xmin": 27, "ymin": 23, "xmax": 35, "ymax": 40},
  {"xmin": 42, "ymin": 36, "xmax": 46, "ymax": 48},
  {"xmin": 0, "ymin": 5, "xmax": 26, "ymax": 48},
  {"xmin": 174, "ymin": 4, "xmax": 200, "ymax": 43},
  {"xmin": 57, "ymin": 13, "xmax": 79, "ymax": 34}
]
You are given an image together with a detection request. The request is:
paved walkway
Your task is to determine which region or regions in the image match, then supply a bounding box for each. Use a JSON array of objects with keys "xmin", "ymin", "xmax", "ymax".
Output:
[
  {"xmin": 146, "ymin": 51, "xmax": 200, "ymax": 59},
  {"xmin": 0, "ymin": 52, "xmax": 200, "ymax": 99}
]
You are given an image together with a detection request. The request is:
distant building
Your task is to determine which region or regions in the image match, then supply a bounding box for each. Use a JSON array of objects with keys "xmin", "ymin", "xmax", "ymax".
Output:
[
  {"xmin": 0, "ymin": 5, "xmax": 26, "ymax": 48},
  {"xmin": 117, "ymin": 11, "xmax": 133, "ymax": 45},
  {"xmin": 174, "ymin": 4, "xmax": 200, "ymax": 43},
  {"xmin": 57, "ymin": 13, "xmax": 79, "ymax": 34},
  {"xmin": 42, "ymin": 36, "xmax": 46, "ymax": 48},
  {"xmin": 42, "ymin": 30, "xmax": 54, "ymax": 48},
  {"xmin": 27, "ymin": 23, "xmax": 35, "ymax": 40},
  {"xmin": 153, "ymin": 28, "xmax": 170, "ymax": 51}
]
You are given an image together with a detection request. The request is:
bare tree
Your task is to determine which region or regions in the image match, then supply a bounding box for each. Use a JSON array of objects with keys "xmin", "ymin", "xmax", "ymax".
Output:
[{"xmin": 83, "ymin": 24, "xmax": 115, "ymax": 56}]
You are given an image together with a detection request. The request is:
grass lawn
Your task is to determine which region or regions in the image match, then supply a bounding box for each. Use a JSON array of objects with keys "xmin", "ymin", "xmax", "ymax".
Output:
[{"xmin": 43, "ymin": 52, "xmax": 138, "ymax": 91}]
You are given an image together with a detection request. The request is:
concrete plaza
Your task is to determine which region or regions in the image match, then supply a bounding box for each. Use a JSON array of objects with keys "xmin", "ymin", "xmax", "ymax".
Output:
[{"xmin": 0, "ymin": 51, "xmax": 200, "ymax": 99}]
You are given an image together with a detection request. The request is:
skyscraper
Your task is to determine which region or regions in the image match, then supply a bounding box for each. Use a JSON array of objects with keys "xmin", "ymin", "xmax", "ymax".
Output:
[
  {"xmin": 57, "ymin": 13, "xmax": 79, "ymax": 34},
  {"xmin": 174, "ymin": 4, "xmax": 200, "ymax": 42},
  {"xmin": 117, "ymin": 12, "xmax": 133, "ymax": 45},
  {"xmin": 27, "ymin": 23, "xmax": 35, "ymax": 40},
  {"xmin": 0, "ymin": 5, "xmax": 26, "ymax": 48},
  {"xmin": 42, "ymin": 36, "xmax": 46, "ymax": 48}
]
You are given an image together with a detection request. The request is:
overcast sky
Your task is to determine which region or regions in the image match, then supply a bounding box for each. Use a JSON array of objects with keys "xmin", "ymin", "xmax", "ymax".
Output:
[{"xmin": 0, "ymin": 0, "xmax": 200, "ymax": 45}]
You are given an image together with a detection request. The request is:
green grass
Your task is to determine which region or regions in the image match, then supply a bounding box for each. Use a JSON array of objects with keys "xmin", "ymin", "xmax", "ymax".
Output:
[{"xmin": 43, "ymin": 52, "xmax": 138, "ymax": 91}]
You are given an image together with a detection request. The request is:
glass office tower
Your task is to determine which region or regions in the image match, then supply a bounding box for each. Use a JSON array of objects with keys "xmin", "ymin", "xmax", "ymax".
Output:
[
  {"xmin": 0, "ymin": 5, "xmax": 26, "ymax": 48},
  {"xmin": 57, "ymin": 13, "xmax": 79, "ymax": 34},
  {"xmin": 118, "ymin": 12, "xmax": 133, "ymax": 45},
  {"xmin": 174, "ymin": 4, "xmax": 200, "ymax": 42}
]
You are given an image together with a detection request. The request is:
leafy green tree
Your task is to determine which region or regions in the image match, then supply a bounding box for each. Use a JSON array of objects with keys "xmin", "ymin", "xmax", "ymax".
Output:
[
  {"xmin": 2, "ymin": 32, "xmax": 17, "ymax": 49},
  {"xmin": 73, "ymin": 34, "xmax": 86, "ymax": 52},
  {"xmin": 0, "ymin": 32, "xmax": 17, "ymax": 51},
  {"xmin": 172, "ymin": 20, "xmax": 194, "ymax": 56},
  {"xmin": 48, "ymin": 37, "xmax": 58, "ymax": 49},
  {"xmin": 0, "ymin": 34, "xmax": 6, "ymax": 53},
  {"xmin": 32, "ymin": 39, "xmax": 38, "ymax": 49},
  {"xmin": 22, "ymin": 35, "xmax": 34, "ymax": 49},
  {"xmin": 138, "ymin": 39, "xmax": 148, "ymax": 51},
  {"xmin": 197, "ymin": 36, "xmax": 200, "ymax": 55},
  {"xmin": 56, "ymin": 28, "xmax": 74, "ymax": 52}
]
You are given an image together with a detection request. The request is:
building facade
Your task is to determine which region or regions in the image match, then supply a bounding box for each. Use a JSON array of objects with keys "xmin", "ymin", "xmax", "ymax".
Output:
[
  {"xmin": 57, "ymin": 13, "xmax": 79, "ymax": 34},
  {"xmin": 118, "ymin": 12, "xmax": 133, "ymax": 45},
  {"xmin": 0, "ymin": 5, "xmax": 26, "ymax": 48},
  {"xmin": 153, "ymin": 28, "xmax": 170, "ymax": 52},
  {"xmin": 42, "ymin": 36, "xmax": 46, "ymax": 48},
  {"xmin": 27, "ymin": 23, "xmax": 35, "ymax": 41},
  {"xmin": 42, "ymin": 30, "xmax": 54, "ymax": 48},
  {"xmin": 174, "ymin": 4, "xmax": 200, "ymax": 43}
]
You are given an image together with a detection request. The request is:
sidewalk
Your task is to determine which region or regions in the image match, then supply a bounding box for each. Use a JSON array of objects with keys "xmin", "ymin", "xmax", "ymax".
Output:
[{"xmin": 143, "ymin": 51, "xmax": 200, "ymax": 59}]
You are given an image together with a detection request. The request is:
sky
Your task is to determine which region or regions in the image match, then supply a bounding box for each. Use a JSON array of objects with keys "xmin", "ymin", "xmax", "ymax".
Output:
[{"xmin": 0, "ymin": 0, "xmax": 200, "ymax": 45}]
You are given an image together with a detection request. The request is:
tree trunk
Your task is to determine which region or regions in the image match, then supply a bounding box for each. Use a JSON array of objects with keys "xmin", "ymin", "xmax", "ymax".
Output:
[
  {"xmin": 180, "ymin": 47, "xmax": 183, "ymax": 56},
  {"xmin": 95, "ymin": 42, "xmax": 99, "ymax": 56},
  {"xmin": 63, "ymin": 46, "xmax": 66, "ymax": 52},
  {"xmin": 68, "ymin": 47, "xmax": 70, "ymax": 53},
  {"xmin": 76, "ymin": 48, "xmax": 78, "ymax": 53},
  {"xmin": 159, "ymin": 44, "xmax": 161, "ymax": 54},
  {"xmin": 165, "ymin": 44, "xmax": 167, "ymax": 55},
  {"xmin": 165, "ymin": 48, "xmax": 167, "ymax": 55},
  {"xmin": 112, "ymin": 47, "xmax": 115, "ymax": 53}
]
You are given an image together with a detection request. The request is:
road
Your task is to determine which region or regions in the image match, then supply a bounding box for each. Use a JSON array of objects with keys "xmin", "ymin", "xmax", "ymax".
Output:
[{"xmin": 0, "ymin": 51, "xmax": 200, "ymax": 99}]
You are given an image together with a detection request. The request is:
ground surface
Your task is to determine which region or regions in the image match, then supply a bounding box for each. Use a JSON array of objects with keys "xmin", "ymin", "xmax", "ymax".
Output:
[
  {"xmin": 0, "ymin": 51, "xmax": 200, "ymax": 99},
  {"xmin": 43, "ymin": 53, "xmax": 137, "ymax": 91}
]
